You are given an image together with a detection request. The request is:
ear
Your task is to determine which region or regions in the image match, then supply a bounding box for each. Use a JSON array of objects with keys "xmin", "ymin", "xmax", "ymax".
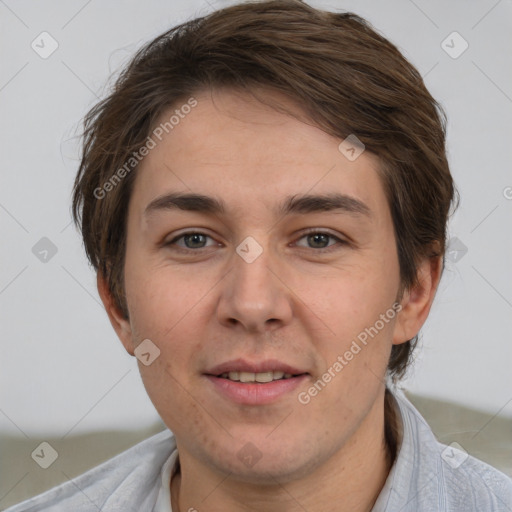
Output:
[
  {"xmin": 97, "ymin": 272, "xmax": 135, "ymax": 356},
  {"xmin": 393, "ymin": 253, "xmax": 443, "ymax": 345}
]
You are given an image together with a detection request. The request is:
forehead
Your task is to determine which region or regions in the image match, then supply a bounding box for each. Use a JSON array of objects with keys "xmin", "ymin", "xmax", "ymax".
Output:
[{"xmin": 130, "ymin": 88, "xmax": 389, "ymax": 222}]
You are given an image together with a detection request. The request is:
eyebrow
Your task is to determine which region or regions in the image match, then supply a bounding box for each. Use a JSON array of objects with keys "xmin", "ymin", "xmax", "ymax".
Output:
[{"xmin": 144, "ymin": 192, "xmax": 372, "ymax": 219}]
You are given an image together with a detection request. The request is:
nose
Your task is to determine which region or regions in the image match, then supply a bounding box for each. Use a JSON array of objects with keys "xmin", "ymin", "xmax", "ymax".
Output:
[{"xmin": 216, "ymin": 239, "xmax": 293, "ymax": 333}]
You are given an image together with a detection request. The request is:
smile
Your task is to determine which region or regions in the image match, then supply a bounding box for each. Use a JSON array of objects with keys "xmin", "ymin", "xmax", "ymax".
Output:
[
  {"xmin": 217, "ymin": 370, "xmax": 298, "ymax": 382},
  {"xmin": 205, "ymin": 373, "xmax": 309, "ymax": 405}
]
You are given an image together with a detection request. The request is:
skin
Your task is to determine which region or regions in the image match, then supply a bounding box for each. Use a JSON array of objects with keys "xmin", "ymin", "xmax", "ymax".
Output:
[{"xmin": 98, "ymin": 87, "xmax": 442, "ymax": 512}]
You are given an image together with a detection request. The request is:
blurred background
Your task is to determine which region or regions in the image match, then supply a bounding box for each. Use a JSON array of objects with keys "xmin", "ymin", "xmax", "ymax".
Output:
[{"xmin": 1, "ymin": 0, "xmax": 511, "ymax": 508}]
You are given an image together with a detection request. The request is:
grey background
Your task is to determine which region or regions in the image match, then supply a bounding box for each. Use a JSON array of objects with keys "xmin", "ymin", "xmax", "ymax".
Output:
[{"xmin": 1, "ymin": 0, "xmax": 511, "ymax": 441}]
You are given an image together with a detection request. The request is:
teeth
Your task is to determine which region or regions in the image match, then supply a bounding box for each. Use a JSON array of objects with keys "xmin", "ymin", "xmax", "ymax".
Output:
[
  {"xmin": 240, "ymin": 372, "xmax": 256, "ymax": 383},
  {"xmin": 222, "ymin": 370, "xmax": 293, "ymax": 382},
  {"xmin": 255, "ymin": 372, "xmax": 274, "ymax": 383}
]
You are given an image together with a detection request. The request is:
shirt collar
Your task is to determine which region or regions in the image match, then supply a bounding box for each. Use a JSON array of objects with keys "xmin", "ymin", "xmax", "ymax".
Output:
[
  {"xmin": 154, "ymin": 448, "xmax": 180, "ymax": 512},
  {"xmin": 371, "ymin": 387, "xmax": 447, "ymax": 511}
]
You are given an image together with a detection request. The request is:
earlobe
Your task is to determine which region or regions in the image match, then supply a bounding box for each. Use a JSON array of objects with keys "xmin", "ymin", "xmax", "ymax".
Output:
[
  {"xmin": 392, "ymin": 255, "xmax": 442, "ymax": 346},
  {"xmin": 96, "ymin": 272, "xmax": 134, "ymax": 356}
]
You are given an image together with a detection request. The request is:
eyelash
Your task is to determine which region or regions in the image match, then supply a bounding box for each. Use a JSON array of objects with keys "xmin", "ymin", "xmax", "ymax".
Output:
[{"xmin": 165, "ymin": 229, "xmax": 348, "ymax": 254}]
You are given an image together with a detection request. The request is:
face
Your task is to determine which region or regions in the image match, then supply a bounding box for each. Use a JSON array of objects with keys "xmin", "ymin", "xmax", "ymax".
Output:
[{"xmin": 105, "ymin": 87, "xmax": 421, "ymax": 483}]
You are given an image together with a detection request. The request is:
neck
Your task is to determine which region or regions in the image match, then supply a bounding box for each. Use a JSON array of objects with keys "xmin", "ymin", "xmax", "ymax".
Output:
[{"xmin": 171, "ymin": 388, "xmax": 396, "ymax": 512}]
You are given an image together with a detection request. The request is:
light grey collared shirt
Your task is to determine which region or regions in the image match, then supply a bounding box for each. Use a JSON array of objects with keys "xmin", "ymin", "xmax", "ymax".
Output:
[
  {"xmin": 5, "ymin": 389, "xmax": 512, "ymax": 511},
  {"xmin": 372, "ymin": 390, "xmax": 512, "ymax": 511}
]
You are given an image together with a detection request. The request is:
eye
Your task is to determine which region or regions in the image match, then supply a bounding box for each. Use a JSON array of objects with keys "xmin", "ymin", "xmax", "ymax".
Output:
[
  {"xmin": 165, "ymin": 229, "xmax": 347, "ymax": 254},
  {"xmin": 294, "ymin": 230, "xmax": 347, "ymax": 252},
  {"xmin": 166, "ymin": 231, "xmax": 217, "ymax": 251}
]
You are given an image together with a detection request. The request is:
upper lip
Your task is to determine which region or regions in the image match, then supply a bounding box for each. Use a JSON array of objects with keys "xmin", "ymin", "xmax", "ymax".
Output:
[{"xmin": 205, "ymin": 358, "xmax": 308, "ymax": 376}]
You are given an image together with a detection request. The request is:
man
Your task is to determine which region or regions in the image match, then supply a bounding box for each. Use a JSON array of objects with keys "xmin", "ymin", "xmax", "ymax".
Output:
[{"xmin": 7, "ymin": 0, "xmax": 512, "ymax": 511}]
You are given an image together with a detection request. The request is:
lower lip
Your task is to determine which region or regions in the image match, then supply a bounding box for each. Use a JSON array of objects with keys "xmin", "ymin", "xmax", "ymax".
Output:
[{"xmin": 205, "ymin": 375, "xmax": 309, "ymax": 405}]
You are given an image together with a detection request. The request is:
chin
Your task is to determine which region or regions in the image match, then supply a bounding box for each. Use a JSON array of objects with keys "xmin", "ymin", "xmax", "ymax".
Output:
[{"xmin": 206, "ymin": 438, "xmax": 325, "ymax": 484}]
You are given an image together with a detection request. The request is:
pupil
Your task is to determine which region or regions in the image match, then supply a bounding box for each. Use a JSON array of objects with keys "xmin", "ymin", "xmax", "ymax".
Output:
[
  {"xmin": 185, "ymin": 234, "xmax": 205, "ymax": 248},
  {"xmin": 309, "ymin": 233, "xmax": 328, "ymax": 248}
]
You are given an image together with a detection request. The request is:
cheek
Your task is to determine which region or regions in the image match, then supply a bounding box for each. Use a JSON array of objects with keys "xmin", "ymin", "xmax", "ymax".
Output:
[
  {"xmin": 311, "ymin": 266, "xmax": 398, "ymax": 337},
  {"xmin": 304, "ymin": 262, "xmax": 399, "ymax": 390},
  {"xmin": 124, "ymin": 259, "xmax": 207, "ymax": 336},
  {"xmin": 123, "ymin": 268, "xmax": 208, "ymax": 423}
]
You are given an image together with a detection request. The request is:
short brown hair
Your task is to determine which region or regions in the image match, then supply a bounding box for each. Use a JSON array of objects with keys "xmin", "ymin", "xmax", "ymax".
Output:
[{"xmin": 72, "ymin": 0, "xmax": 458, "ymax": 380}]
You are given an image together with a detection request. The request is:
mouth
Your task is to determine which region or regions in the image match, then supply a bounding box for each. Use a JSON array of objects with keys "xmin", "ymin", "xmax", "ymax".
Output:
[
  {"xmin": 215, "ymin": 370, "xmax": 307, "ymax": 383},
  {"xmin": 204, "ymin": 359, "xmax": 310, "ymax": 405}
]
